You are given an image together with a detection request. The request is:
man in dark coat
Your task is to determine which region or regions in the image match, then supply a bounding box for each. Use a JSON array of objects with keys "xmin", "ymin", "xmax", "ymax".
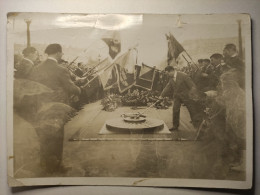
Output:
[
  {"xmin": 29, "ymin": 44, "xmax": 81, "ymax": 175},
  {"xmin": 160, "ymin": 66, "xmax": 204, "ymax": 131},
  {"xmin": 203, "ymin": 53, "xmax": 224, "ymax": 90},
  {"xmin": 30, "ymin": 44, "xmax": 81, "ymax": 104},
  {"xmin": 15, "ymin": 47, "xmax": 38, "ymax": 79},
  {"xmin": 223, "ymin": 43, "xmax": 245, "ymax": 89}
]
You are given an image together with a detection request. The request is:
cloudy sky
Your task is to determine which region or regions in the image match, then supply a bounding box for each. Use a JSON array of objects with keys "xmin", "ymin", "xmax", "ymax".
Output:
[{"xmin": 8, "ymin": 13, "xmax": 250, "ymax": 66}]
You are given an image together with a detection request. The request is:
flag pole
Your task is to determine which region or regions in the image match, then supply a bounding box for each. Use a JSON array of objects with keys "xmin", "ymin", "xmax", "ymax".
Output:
[
  {"xmin": 82, "ymin": 57, "xmax": 108, "ymax": 77},
  {"xmin": 68, "ymin": 48, "xmax": 87, "ymax": 68},
  {"xmin": 184, "ymin": 51, "xmax": 199, "ymax": 69},
  {"xmin": 181, "ymin": 53, "xmax": 197, "ymax": 70},
  {"xmin": 82, "ymin": 46, "xmax": 137, "ymax": 89}
]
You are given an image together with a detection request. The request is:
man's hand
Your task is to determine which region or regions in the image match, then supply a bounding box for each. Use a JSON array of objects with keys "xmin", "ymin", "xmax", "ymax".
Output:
[
  {"xmin": 204, "ymin": 90, "xmax": 218, "ymax": 98},
  {"xmin": 201, "ymin": 73, "xmax": 208, "ymax": 77}
]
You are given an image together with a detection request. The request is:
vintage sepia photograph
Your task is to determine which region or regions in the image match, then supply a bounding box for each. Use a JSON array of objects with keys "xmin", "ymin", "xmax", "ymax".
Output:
[{"xmin": 7, "ymin": 13, "xmax": 252, "ymax": 188}]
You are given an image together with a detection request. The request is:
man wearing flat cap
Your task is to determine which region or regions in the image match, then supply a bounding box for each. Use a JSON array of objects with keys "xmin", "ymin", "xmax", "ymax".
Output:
[{"xmin": 30, "ymin": 43, "xmax": 81, "ymax": 104}]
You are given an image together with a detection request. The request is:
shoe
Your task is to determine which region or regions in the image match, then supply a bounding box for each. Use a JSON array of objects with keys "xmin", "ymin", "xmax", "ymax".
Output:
[
  {"xmin": 230, "ymin": 164, "xmax": 244, "ymax": 172},
  {"xmin": 169, "ymin": 127, "xmax": 178, "ymax": 131}
]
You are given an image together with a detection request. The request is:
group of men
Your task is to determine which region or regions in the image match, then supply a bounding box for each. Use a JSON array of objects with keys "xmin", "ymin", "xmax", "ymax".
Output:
[
  {"xmin": 15, "ymin": 44, "xmax": 84, "ymax": 104},
  {"xmin": 159, "ymin": 42, "xmax": 246, "ymax": 171},
  {"xmin": 15, "ymin": 44, "xmax": 83, "ymax": 175},
  {"xmin": 160, "ymin": 43, "xmax": 245, "ymax": 132},
  {"xmin": 14, "ymin": 42, "xmax": 245, "ymax": 175}
]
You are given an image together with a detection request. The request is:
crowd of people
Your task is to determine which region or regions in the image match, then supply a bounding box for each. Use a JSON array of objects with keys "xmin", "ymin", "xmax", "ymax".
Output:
[
  {"xmin": 13, "ymin": 42, "xmax": 246, "ymax": 175},
  {"xmin": 161, "ymin": 43, "xmax": 246, "ymax": 172},
  {"xmin": 14, "ymin": 43, "xmax": 99, "ymax": 176}
]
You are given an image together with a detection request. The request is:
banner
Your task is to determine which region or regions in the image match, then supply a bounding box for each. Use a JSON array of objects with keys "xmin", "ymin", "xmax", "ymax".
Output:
[
  {"xmin": 102, "ymin": 31, "xmax": 121, "ymax": 59},
  {"xmin": 166, "ymin": 32, "xmax": 185, "ymax": 66},
  {"xmin": 115, "ymin": 48, "xmax": 137, "ymax": 93},
  {"xmin": 98, "ymin": 64, "xmax": 118, "ymax": 90},
  {"xmin": 135, "ymin": 63, "xmax": 156, "ymax": 90},
  {"xmin": 166, "ymin": 32, "xmax": 198, "ymax": 70}
]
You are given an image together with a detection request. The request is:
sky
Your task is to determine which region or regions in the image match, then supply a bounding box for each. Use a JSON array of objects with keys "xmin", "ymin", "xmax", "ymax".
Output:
[{"xmin": 7, "ymin": 13, "xmax": 250, "ymax": 66}]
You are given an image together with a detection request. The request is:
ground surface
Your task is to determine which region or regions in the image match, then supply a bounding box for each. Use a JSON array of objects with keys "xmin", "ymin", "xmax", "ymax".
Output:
[{"xmin": 13, "ymin": 101, "xmax": 245, "ymax": 180}]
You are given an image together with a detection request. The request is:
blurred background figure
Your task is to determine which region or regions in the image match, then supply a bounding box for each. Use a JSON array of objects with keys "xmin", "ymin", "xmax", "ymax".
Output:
[
  {"xmin": 15, "ymin": 46, "xmax": 39, "ymax": 79},
  {"xmin": 14, "ymin": 53, "xmax": 23, "ymax": 71},
  {"xmin": 223, "ymin": 43, "xmax": 245, "ymax": 89}
]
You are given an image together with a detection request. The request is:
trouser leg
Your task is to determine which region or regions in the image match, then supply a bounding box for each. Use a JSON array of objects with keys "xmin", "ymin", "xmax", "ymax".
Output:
[
  {"xmin": 172, "ymin": 98, "xmax": 182, "ymax": 128},
  {"xmin": 38, "ymin": 127, "xmax": 64, "ymax": 174},
  {"xmin": 184, "ymin": 100, "xmax": 204, "ymax": 129}
]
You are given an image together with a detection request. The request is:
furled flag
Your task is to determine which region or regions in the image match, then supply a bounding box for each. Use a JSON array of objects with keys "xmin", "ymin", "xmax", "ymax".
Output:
[
  {"xmin": 115, "ymin": 48, "xmax": 138, "ymax": 93},
  {"xmin": 102, "ymin": 31, "xmax": 121, "ymax": 59},
  {"xmin": 135, "ymin": 63, "xmax": 156, "ymax": 91}
]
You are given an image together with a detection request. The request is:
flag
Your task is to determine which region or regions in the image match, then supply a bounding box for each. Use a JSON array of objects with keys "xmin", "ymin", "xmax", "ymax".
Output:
[
  {"xmin": 88, "ymin": 46, "xmax": 137, "ymax": 93},
  {"xmin": 166, "ymin": 32, "xmax": 185, "ymax": 66},
  {"xmin": 135, "ymin": 63, "xmax": 156, "ymax": 90},
  {"xmin": 102, "ymin": 31, "xmax": 121, "ymax": 59},
  {"xmin": 166, "ymin": 32, "xmax": 198, "ymax": 70},
  {"xmin": 82, "ymin": 57, "xmax": 111, "ymax": 77},
  {"xmin": 115, "ymin": 48, "xmax": 137, "ymax": 93},
  {"xmin": 98, "ymin": 64, "xmax": 118, "ymax": 90}
]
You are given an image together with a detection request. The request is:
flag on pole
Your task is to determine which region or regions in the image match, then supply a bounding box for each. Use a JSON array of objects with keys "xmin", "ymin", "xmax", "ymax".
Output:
[
  {"xmin": 102, "ymin": 31, "xmax": 121, "ymax": 59},
  {"xmin": 166, "ymin": 32, "xmax": 198, "ymax": 70},
  {"xmin": 166, "ymin": 32, "xmax": 185, "ymax": 66},
  {"xmin": 115, "ymin": 48, "xmax": 137, "ymax": 93},
  {"xmin": 135, "ymin": 63, "xmax": 156, "ymax": 90},
  {"xmin": 98, "ymin": 64, "xmax": 118, "ymax": 90}
]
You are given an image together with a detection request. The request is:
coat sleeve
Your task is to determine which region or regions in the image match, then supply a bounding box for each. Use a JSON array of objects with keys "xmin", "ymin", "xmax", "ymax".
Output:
[
  {"xmin": 59, "ymin": 68, "xmax": 81, "ymax": 96},
  {"xmin": 161, "ymin": 80, "xmax": 173, "ymax": 97},
  {"xmin": 16, "ymin": 60, "xmax": 33, "ymax": 78},
  {"xmin": 184, "ymin": 75, "xmax": 196, "ymax": 90}
]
